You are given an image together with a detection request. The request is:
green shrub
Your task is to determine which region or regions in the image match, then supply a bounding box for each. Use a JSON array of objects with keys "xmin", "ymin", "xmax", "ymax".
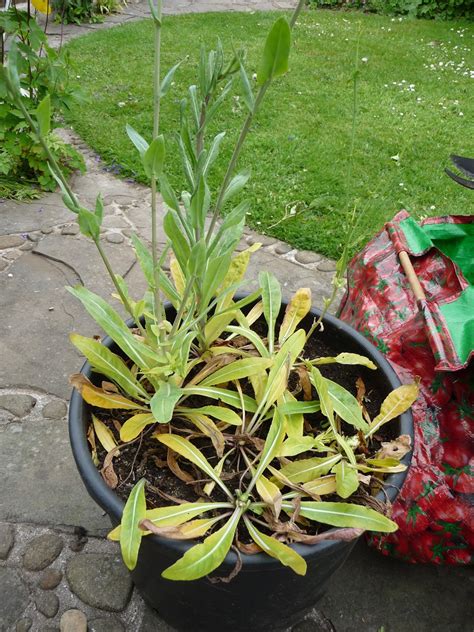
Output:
[
  {"xmin": 52, "ymin": 0, "xmax": 102, "ymax": 24},
  {"xmin": 0, "ymin": 8, "xmax": 85, "ymax": 199},
  {"xmin": 308, "ymin": 0, "xmax": 474, "ymax": 19}
]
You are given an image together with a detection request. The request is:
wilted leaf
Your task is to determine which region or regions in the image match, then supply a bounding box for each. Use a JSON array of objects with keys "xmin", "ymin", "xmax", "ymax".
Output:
[
  {"xmin": 156, "ymin": 435, "xmax": 231, "ymax": 498},
  {"xmin": 377, "ymin": 435, "xmax": 412, "ymax": 460},
  {"xmin": 141, "ymin": 515, "xmax": 225, "ymax": 540},
  {"xmin": 181, "ymin": 412, "xmax": 225, "ymax": 458},
  {"xmin": 244, "ymin": 517, "xmax": 306, "ymax": 576},
  {"xmin": 366, "ymin": 382, "xmax": 419, "ymax": 438}
]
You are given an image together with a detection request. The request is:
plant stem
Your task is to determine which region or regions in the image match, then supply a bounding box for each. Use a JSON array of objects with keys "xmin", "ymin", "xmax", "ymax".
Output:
[
  {"xmin": 206, "ymin": 81, "xmax": 269, "ymax": 242},
  {"xmin": 150, "ymin": 0, "xmax": 165, "ymax": 337},
  {"xmin": 205, "ymin": 0, "xmax": 306, "ymax": 243}
]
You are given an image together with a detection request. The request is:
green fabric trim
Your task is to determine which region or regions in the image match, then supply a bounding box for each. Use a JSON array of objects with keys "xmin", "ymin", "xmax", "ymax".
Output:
[
  {"xmin": 400, "ymin": 217, "xmax": 433, "ymax": 254},
  {"xmin": 422, "ymin": 222, "xmax": 474, "ymax": 285},
  {"xmin": 439, "ymin": 286, "xmax": 474, "ymax": 365}
]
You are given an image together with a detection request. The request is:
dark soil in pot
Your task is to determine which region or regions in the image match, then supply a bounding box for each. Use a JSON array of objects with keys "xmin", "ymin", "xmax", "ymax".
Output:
[{"xmin": 69, "ymin": 300, "xmax": 413, "ymax": 632}]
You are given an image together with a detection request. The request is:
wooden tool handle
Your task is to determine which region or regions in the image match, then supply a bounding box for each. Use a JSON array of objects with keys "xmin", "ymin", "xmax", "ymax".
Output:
[{"xmin": 398, "ymin": 251, "xmax": 426, "ymax": 301}]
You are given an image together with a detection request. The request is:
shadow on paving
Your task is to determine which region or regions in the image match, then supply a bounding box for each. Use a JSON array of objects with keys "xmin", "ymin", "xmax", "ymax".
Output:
[{"xmin": 319, "ymin": 539, "xmax": 473, "ymax": 632}]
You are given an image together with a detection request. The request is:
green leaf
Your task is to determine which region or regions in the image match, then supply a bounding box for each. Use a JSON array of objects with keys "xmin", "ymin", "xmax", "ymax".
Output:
[
  {"xmin": 278, "ymin": 436, "xmax": 316, "ymax": 458},
  {"xmin": 163, "ymin": 211, "xmax": 191, "ymax": 271},
  {"xmin": 262, "ymin": 330, "xmax": 305, "ymax": 412},
  {"xmin": 150, "ymin": 382, "xmax": 183, "ymax": 423},
  {"xmin": 182, "ymin": 386, "xmax": 258, "ymax": 412},
  {"xmin": 278, "ymin": 401, "xmax": 320, "ymax": 416},
  {"xmin": 310, "ymin": 367, "xmax": 334, "ymax": 425},
  {"xmin": 258, "ymin": 16, "xmax": 291, "ymax": 86},
  {"xmin": 312, "ymin": 352, "xmax": 377, "ymax": 370},
  {"xmin": 239, "ymin": 60, "xmax": 255, "ymax": 112},
  {"xmin": 160, "ymin": 60, "xmax": 183, "ymax": 97},
  {"xmin": 279, "ymin": 454, "xmax": 342, "ymax": 484},
  {"xmin": 143, "ymin": 135, "xmax": 165, "ymax": 179},
  {"xmin": 326, "ymin": 379, "xmax": 369, "ymax": 432},
  {"xmin": 36, "ymin": 95, "xmax": 51, "ymax": 137},
  {"xmin": 156, "ymin": 434, "xmax": 231, "ymax": 498},
  {"xmin": 333, "ymin": 460, "xmax": 359, "ymax": 499},
  {"xmin": 126, "ymin": 124, "xmax": 149, "ymax": 157},
  {"xmin": 244, "ymin": 517, "xmax": 306, "ymax": 576},
  {"xmin": 248, "ymin": 407, "xmax": 285, "ymax": 493},
  {"xmin": 283, "ymin": 501, "xmax": 398, "ymax": 533},
  {"xmin": 366, "ymin": 382, "xmax": 419, "ymax": 438},
  {"xmin": 78, "ymin": 208, "xmax": 100, "ymax": 240},
  {"xmin": 221, "ymin": 169, "xmax": 251, "ymax": 207},
  {"xmin": 70, "ymin": 334, "xmax": 148, "ymax": 401},
  {"xmin": 120, "ymin": 413, "xmax": 155, "ymax": 442},
  {"xmin": 120, "ymin": 479, "xmax": 147, "ymax": 570},
  {"xmin": 199, "ymin": 357, "xmax": 272, "ymax": 388},
  {"xmin": 67, "ymin": 286, "xmax": 157, "ymax": 369},
  {"xmin": 259, "ymin": 271, "xmax": 281, "ymax": 354},
  {"xmin": 203, "ymin": 132, "xmax": 226, "ymax": 176},
  {"xmin": 162, "ymin": 509, "xmax": 241, "ymax": 580}
]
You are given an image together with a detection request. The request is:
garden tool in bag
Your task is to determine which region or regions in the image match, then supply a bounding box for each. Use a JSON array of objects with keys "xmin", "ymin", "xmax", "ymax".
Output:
[{"xmin": 338, "ymin": 209, "xmax": 473, "ymax": 565}]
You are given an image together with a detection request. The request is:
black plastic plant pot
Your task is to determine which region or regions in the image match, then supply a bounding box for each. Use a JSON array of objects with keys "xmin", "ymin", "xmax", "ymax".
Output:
[{"xmin": 68, "ymin": 301, "xmax": 414, "ymax": 632}]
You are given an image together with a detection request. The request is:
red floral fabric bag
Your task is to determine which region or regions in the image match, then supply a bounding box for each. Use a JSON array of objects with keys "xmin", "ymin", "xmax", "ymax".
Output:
[{"xmin": 338, "ymin": 210, "xmax": 473, "ymax": 565}]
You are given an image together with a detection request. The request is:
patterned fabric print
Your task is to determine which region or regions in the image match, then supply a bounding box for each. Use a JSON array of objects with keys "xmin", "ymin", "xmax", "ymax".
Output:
[{"xmin": 338, "ymin": 215, "xmax": 473, "ymax": 566}]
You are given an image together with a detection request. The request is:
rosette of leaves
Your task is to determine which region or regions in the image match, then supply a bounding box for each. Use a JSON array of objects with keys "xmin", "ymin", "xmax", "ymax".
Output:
[{"xmin": 4, "ymin": 1, "xmax": 417, "ymax": 581}]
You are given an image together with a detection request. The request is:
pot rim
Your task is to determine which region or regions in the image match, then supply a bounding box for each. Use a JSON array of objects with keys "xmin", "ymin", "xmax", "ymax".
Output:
[{"xmin": 69, "ymin": 302, "xmax": 413, "ymax": 565}]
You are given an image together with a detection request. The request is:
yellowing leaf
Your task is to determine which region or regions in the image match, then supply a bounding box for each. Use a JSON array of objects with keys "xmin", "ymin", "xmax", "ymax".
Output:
[
  {"xmin": 169, "ymin": 254, "xmax": 185, "ymax": 296},
  {"xmin": 312, "ymin": 353, "xmax": 377, "ymax": 370},
  {"xmin": 278, "ymin": 288, "xmax": 312, "ymax": 344},
  {"xmin": 120, "ymin": 413, "xmax": 155, "ymax": 442},
  {"xmin": 177, "ymin": 406, "xmax": 242, "ymax": 426},
  {"xmin": 366, "ymin": 382, "xmax": 419, "ymax": 438},
  {"xmin": 32, "ymin": 0, "xmax": 52, "ymax": 14},
  {"xmin": 244, "ymin": 517, "xmax": 306, "ymax": 576},
  {"xmin": 92, "ymin": 415, "xmax": 118, "ymax": 453},
  {"xmin": 280, "ymin": 454, "xmax": 342, "ymax": 484},
  {"xmin": 71, "ymin": 374, "xmax": 144, "ymax": 410},
  {"xmin": 218, "ymin": 244, "xmax": 260, "ymax": 309},
  {"xmin": 278, "ymin": 436, "xmax": 316, "ymax": 458},
  {"xmin": 302, "ymin": 475, "xmax": 337, "ymax": 498},
  {"xmin": 256, "ymin": 474, "xmax": 282, "ymax": 518},
  {"xmin": 333, "ymin": 460, "xmax": 359, "ymax": 499}
]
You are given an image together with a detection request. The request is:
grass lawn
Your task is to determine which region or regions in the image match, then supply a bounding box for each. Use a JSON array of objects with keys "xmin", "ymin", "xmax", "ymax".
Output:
[{"xmin": 64, "ymin": 9, "xmax": 474, "ymax": 259}]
